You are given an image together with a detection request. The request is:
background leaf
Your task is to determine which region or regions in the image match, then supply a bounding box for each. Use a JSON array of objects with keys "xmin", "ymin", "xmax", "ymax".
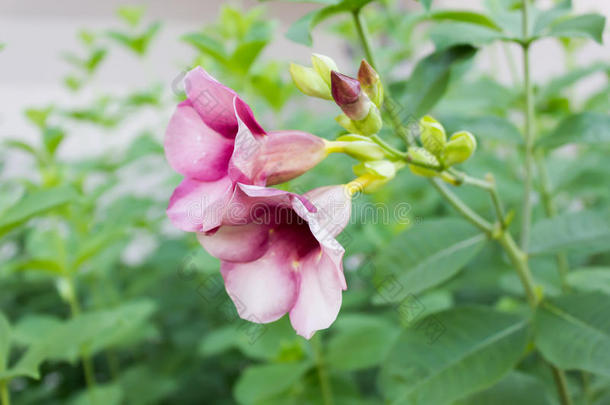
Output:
[
  {"xmin": 535, "ymin": 293, "xmax": 610, "ymax": 376},
  {"xmin": 379, "ymin": 307, "xmax": 529, "ymax": 405}
]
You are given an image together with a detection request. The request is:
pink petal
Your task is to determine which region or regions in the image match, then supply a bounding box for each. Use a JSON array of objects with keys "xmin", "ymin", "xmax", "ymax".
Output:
[
  {"xmin": 221, "ymin": 247, "xmax": 298, "ymax": 323},
  {"xmin": 305, "ymin": 185, "xmax": 352, "ymax": 240},
  {"xmin": 197, "ymin": 222, "xmax": 270, "ymax": 263},
  {"xmin": 289, "ymin": 249, "xmax": 344, "ymax": 339},
  {"xmin": 228, "ymin": 98, "xmax": 267, "ymax": 185},
  {"xmin": 236, "ymin": 183, "xmax": 317, "ymax": 213},
  {"xmin": 261, "ymin": 131, "xmax": 327, "ymax": 186},
  {"xmin": 184, "ymin": 67, "xmax": 239, "ymax": 138},
  {"xmin": 166, "ymin": 177, "xmax": 233, "ymax": 232},
  {"xmin": 164, "ymin": 100, "xmax": 234, "ymax": 181}
]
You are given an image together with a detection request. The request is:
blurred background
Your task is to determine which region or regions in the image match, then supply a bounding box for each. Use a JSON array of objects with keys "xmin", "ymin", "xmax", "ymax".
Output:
[{"xmin": 1, "ymin": 1, "xmax": 609, "ymax": 404}]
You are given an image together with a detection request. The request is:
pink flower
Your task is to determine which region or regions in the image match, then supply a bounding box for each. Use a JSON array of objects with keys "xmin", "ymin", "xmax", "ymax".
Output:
[
  {"xmin": 198, "ymin": 183, "xmax": 352, "ymax": 339},
  {"xmin": 165, "ymin": 67, "xmax": 328, "ymax": 233}
]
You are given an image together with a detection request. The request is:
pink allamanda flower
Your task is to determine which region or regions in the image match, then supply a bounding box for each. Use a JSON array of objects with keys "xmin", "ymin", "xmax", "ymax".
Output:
[
  {"xmin": 198, "ymin": 183, "xmax": 352, "ymax": 339},
  {"xmin": 165, "ymin": 67, "xmax": 329, "ymax": 232},
  {"xmin": 165, "ymin": 67, "xmax": 353, "ymax": 338}
]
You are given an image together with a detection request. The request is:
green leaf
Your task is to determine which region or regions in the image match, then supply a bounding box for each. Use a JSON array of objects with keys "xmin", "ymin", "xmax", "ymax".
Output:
[
  {"xmin": 429, "ymin": 10, "xmax": 503, "ymax": 31},
  {"xmin": 69, "ymin": 384, "xmax": 123, "ymax": 405},
  {"xmin": 566, "ymin": 268, "xmax": 610, "ymax": 295},
  {"xmin": 117, "ymin": 5, "xmax": 145, "ymax": 27},
  {"xmin": 535, "ymin": 293, "xmax": 610, "ymax": 376},
  {"xmin": 373, "ymin": 218, "xmax": 486, "ymax": 303},
  {"xmin": 538, "ymin": 113, "xmax": 610, "ymax": 149},
  {"xmin": 233, "ymin": 361, "xmax": 312, "ymax": 405},
  {"xmin": 4, "ymin": 300, "xmax": 156, "ymax": 379},
  {"xmin": 401, "ymin": 45, "xmax": 477, "ymax": 118},
  {"xmin": 529, "ymin": 210, "xmax": 610, "ymax": 255},
  {"xmin": 0, "ymin": 313, "xmax": 10, "ymax": 374},
  {"xmin": 429, "ymin": 22, "xmax": 506, "ymax": 50},
  {"xmin": 181, "ymin": 32, "xmax": 228, "ymax": 62},
  {"xmin": 43, "ymin": 127, "xmax": 65, "ymax": 156},
  {"xmin": 326, "ymin": 315, "xmax": 401, "ymax": 371},
  {"xmin": 420, "ymin": 0, "xmax": 433, "ymax": 11},
  {"xmin": 547, "ymin": 13, "xmax": 606, "ymax": 44},
  {"xmin": 25, "ymin": 106, "xmax": 53, "ymax": 129},
  {"xmin": 379, "ymin": 307, "xmax": 529, "ymax": 405},
  {"xmin": 285, "ymin": 0, "xmax": 375, "ymax": 46},
  {"xmin": 537, "ymin": 62, "xmax": 609, "ymax": 103},
  {"xmin": 0, "ymin": 186, "xmax": 79, "ymax": 237},
  {"xmin": 455, "ymin": 371, "xmax": 555, "ymax": 405}
]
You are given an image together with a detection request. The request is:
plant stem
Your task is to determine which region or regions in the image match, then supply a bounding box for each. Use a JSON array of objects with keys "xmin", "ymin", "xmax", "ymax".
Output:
[
  {"xmin": 352, "ymin": 9, "xmax": 377, "ymax": 70},
  {"xmin": 519, "ymin": 0, "xmax": 535, "ymax": 251},
  {"xmin": 352, "ymin": 9, "xmax": 415, "ymax": 147},
  {"xmin": 498, "ymin": 231, "xmax": 539, "ymax": 307},
  {"xmin": 65, "ymin": 277, "xmax": 97, "ymax": 404},
  {"xmin": 535, "ymin": 151, "xmax": 570, "ymax": 289},
  {"xmin": 454, "ymin": 171, "xmax": 507, "ymax": 227},
  {"xmin": 312, "ymin": 335, "xmax": 334, "ymax": 405},
  {"xmin": 430, "ymin": 179, "xmax": 494, "ymax": 234},
  {"xmin": 369, "ymin": 135, "xmax": 407, "ymax": 159},
  {"xmin": 551, "ymin": 366, "xmax": 573, "ymax": 405},
  {"xmin": 1, "ymin": 381, "xmax": 10, "ymax": 405}
]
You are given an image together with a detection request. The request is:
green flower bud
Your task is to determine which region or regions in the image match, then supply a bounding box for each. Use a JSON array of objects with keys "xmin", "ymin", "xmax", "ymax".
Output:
[
  {"xmin": 311, "ymin": 53, "xmax": 338, "ymax": 86},
  {"xmin": 420, "ymin": 115, "xmax": 446, "ymax": 157},
  {"xmin": 358, "ymin": 59, "xmax": 384, "ymax": 108},
  {"xmin": 289, "ymin": 63, "xmax": 332, "ymax": 100},
  {"xmin": 335, "ymin": 104, "xmax": 382, "ymax": 137},
  {"xmin": 337, "ymin": 140, "xmax": 386, "ymax": 161},
  {"xmin": 407, "ymin": 146, "xmax": 441, "ymax": 177},
  {"xmin": 354, "ymin": 160, "xmax": 397, "ymax": 179},
  {"xmin": 442, "ymin": 131, "xmax": 477, "ymax": 166}
]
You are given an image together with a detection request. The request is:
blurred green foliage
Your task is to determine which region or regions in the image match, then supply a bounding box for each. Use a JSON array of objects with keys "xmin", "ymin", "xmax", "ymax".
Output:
[{"xmin": 1, "ymin": 1, "xmax": 610, "ymax": 404}]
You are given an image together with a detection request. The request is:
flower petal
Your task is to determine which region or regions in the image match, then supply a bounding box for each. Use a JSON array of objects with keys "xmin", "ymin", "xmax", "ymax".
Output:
[
  {"xmin": 197, "ymin": 222, "xmax": 270, "ymax": 263},
  {"xmin": 166, "ymin": 177, "xmax": 233, "ymax": 232},
  {"xmin": 289, "ymin": 249, "xmax": 344, "ymax": 339},
  {"xmin": 164, "ymin": 100, "xmax": 234, "ymax": 181},
  {"xmin": 262, "ymin": 131, "xmax": 327, "ymax": 186},
  {"xmin": 221, "ymin": 247, "xmax": 298, "ymax": 323},
  {"xmin": 184, "ymin": 67, "xmax": 239, "ymax": 138},
  {"xmin": 228, "ymin": 98, "xmax": 267, "ymax": 185}
]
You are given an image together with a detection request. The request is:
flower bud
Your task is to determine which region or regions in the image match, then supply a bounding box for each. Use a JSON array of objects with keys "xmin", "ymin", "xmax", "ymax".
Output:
[
  {"xmin": 335, "ymin": 104, "xmax": 383, "ymax": 137},
  {"xmin": 349, "ymin": 161, "xmax": 397, "ymax": 193},
  {"xmin": 442, "ymin": 131, "xmax": 477, "ymax": 166},
  {"xmin": 260, "ymin": 131, "xmax": 329, "ymax": 185},
  {"xmin": 358, "ymin": 59, "xmax": 384, "ymax": 107},
  {"xmin": 329, "ymin": 137, "xmax": 386, "ymax": 161},
  {"xmin": 311, "ymin": 53, "xmax": 338, "ymax": 86},
  {"xmin": 420, "ymin": 115, "xmax": 446, "ymax": 157},
  {"xmin": 407, "ymin": 146, "xmax": 441, "ymax": 177},
  {"xmin": 290, "ymin": 63, "xmax": 332, "ymax": 100},
  {"xmin": 331, "ymin": 71, "xmax": 371, "ymax": 121}
]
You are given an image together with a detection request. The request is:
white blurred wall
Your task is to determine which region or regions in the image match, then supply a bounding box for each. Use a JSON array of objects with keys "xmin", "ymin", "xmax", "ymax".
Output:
[{"xmin": 0, "ymin": 0, "xmax": 608, "ymax": 165}]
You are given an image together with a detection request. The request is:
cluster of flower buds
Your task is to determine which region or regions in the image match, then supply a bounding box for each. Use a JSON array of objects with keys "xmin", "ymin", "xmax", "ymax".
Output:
[
  {"xmin": 291, "ymin": 55, "xmax": 384, "ymax": 137},
  {"xmin": 289, "ymin": 53, "xmax": 337, "ymax": 100},
  {"xmin": 408, "ymin": 115, "xmax": 477, "ymax": 178}
]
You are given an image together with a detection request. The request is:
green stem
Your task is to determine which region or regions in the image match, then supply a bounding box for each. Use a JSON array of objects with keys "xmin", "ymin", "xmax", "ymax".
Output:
[
  {"xmin": 1, "ymin": 381, "xmax": 10, "ymax": 405},
  {"xmin": 370, "ymin": 135, "xmax": 407, "ymax": 159},
  {"xmin": 551, "ymin": 366, "xmax": 573, "ymax": 405},
  {"xmin": 352, "ymin": 9, "xmax": 415, "ymax": 147},
  {"xmin": 430, "ymin": 178, "xmax": 494, "ymax": 234},
  {"xmin": 520, "ymin": 0, "xmax": 535, "ymax": 251},
  {"xmin": 497, "ymin": 231, "xmax": 539, "ymax": 307},
  {"xmin": 457, "ymin": 172, "xmax": 506, "ymax": 228},
  {"xmin": 65, "ymin": 277, "xmax": 97, "ymax": 404},
  {"xmin": 312, "ymin": 335, "xmax": 334, "ymax": 405},
  {"xmin": 535, "ymin": 151, "xmax": 570, "ymax": 289},
  {"xmin": 352, "ymin": 9, "xmax": 377, "ymax": 70}
]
